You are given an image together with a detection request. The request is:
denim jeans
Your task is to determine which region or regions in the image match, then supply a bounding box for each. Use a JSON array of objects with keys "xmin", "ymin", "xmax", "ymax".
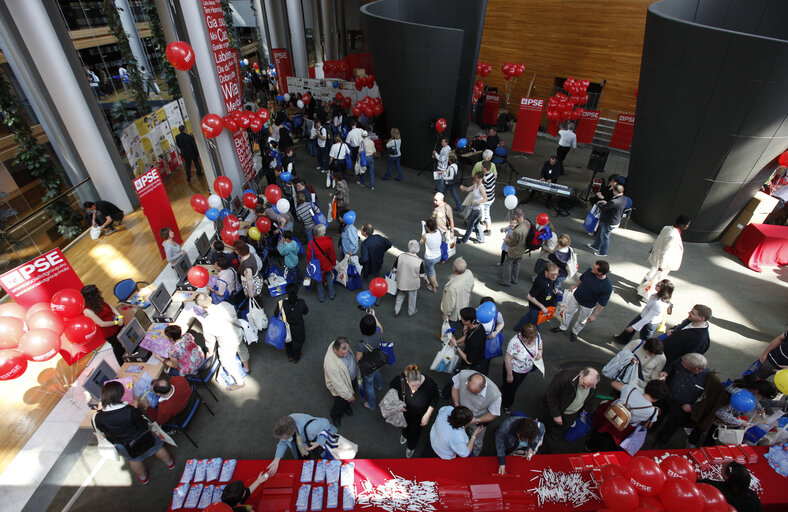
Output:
[
  {"xmin": 445, "ymin": 183, "xmax": 463, "ymax": 210},
  {"xmin": 362, "ymin": 369, "xmax": 382, "ymax": 411},
  {"xmin": 317, "ymin": 145, "xmax": 329, "ymax": 170},
  {"xmin": 513, "ymin": 307, "xmax": 542, "ymax": 332},
  {"xmin": 316, "ymin": 270, "xmax": 336, "ymax": 301},
  {"xmin": 424, "ymin": 255, "xmax": 441, "ymax": 277},
  {"xmin": 385, "ymin": 156, "xmax": 402, "ymax": 180},
  {"xmin": 461, "ymin": 207, "xmax": 485, "ymax": 243},
  {"xmin": 591, "ymin": 222, "xmax": 615, "ymax": 255},
  {"xmin": 359, "ymin": 158, "xmax": 375, "ymax": 188},
  {"xmin": 434, "ymin": 177, "xmax": 445, "ymax": 194}
]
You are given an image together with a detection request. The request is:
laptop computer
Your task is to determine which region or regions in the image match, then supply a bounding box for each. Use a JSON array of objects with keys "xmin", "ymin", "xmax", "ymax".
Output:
[{"xmin": 149, "ymin": 283, "xmax": 183, "ymax": 323}]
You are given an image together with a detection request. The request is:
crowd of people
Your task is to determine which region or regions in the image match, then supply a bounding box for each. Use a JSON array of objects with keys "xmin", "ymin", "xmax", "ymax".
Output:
[{"xmin": 89, "ymin": 98, "xmax": 783, "ymax": 512}]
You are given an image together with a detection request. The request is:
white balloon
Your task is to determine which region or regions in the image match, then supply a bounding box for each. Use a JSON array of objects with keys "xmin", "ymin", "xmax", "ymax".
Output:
[
  {"xmin": 297, "ymin": 100, "xmax": 304, "ymax": 109},
  {"xmin": 208, "ymin": 194, "xmax": 222, "ymax": 209},
  {"xmin": 504, "ymin": 195, "xmax": 519, "ymax": 210},
  {"xmin": 276, "ymin": 198, "xmax": 290, "ymax": 213},
  {"xmin": 283, "ymin": 93, "xmax": 291, "ymax": 102},
  {"xmin": 243, "ymin": 58, "xmax": 249, "ymax": 66}
]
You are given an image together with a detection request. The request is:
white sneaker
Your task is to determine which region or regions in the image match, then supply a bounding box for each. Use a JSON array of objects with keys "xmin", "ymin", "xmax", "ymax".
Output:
[
  {"xmin": 400, "ymin": 435, "xmax": 407, "ymax": 445},
  {"xmin": 405, "ymin": 448, "xmax": 414, "ymax": 458}
]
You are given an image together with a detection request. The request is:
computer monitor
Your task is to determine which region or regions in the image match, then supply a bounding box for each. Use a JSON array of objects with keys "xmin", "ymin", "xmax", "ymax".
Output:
[
  {"xmin": 231, "ymin": 195, "xmax": 244, "ymax": 216},
  {"xmin": 83, "ymin": 360, "xmax": 117, "ymax": 401},
  {"xmin": 173, "ymin": 253, "xmax": 191, "ymax": 281},
  {"xmin": 117, "ymin": 318, "xmax": 146, "ymax": 355},
  {"xmin": 149, "ymin": 283, "xmax": 172, "ymax": 314},
  {"xmin": 195, "ymin": 232, "xmax": 210, "ymax": 257}
]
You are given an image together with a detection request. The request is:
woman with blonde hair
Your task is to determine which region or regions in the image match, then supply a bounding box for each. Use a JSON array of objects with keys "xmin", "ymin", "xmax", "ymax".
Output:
[
  {"xmin": 383, "ymin": 127, "xmax": 402, "ymax": 181},
  {"xmin": 389, "ymin": 364, "xmax": 439, "ymax": 458}
]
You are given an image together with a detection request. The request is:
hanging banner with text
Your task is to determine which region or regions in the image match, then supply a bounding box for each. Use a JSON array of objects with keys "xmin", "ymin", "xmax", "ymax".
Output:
[
  {"xmin": 576, "ymin": 110, "xmax": 601, "ymax": 144},
  {"xmin": 609, "ymin": 113, "xmax": 635, "ymax": 151},
  {"xmin": 201, "ymin": 0, "xmax": 255, "ymax": 183},
  {"xmin": 272, "ymin": 48, "xmax": 292, "ymax": 95},
  {"xmin": 511, "ymin": 98, "xmax": 544, "ymax": 154},
  {"xmin": 482, "ymin": 93, "xmax": 501, "ymax": 126},
  {"xmin": 547, "ymin": 120, "xmax": 559, "ymax": 137},
  {"xmin": 0, "ymin": 249, "xmax": 84, "ymax": 309},
  {"xmin": 133, "ymin": 167, "xmax": 182, "ymax": 260}
]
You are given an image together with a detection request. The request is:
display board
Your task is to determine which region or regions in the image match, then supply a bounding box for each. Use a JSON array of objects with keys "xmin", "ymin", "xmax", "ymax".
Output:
[
  {"xmin": 285, "ymin": 77, "xmax": 380, "ymax": 104},
  {"xmin": 120, "ymin": 100, "xmax": 187, "ymax": 178}
]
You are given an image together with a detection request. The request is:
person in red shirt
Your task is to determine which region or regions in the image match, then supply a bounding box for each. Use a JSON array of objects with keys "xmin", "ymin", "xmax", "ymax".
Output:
[
  {"xmin": 143, "ymin": 376, "xmax": 192, "ymax": 425},
  {"xmin": 306, "ymin": 224, "xmax": 337, "ymax": 302}
]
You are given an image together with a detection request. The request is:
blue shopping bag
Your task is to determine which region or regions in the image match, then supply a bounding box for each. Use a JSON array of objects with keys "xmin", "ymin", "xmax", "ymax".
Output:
[
  {"xmin": 564, "ymin": 411, "xmax": 591, "ymax": 442},
  {"xmin": 264, "ymin": 311, "xmax": 287, "ymax": 350},
  {"xmin": 583, "ymin": 210, "xmax": 599, "ymax": 235},
  {"xmin": 485, "ymin": 331, "xmax": 504, "ymax": 360},
  {"xmin": 380, "ymin": 339, "xmax": 396, "ymax": 366}
]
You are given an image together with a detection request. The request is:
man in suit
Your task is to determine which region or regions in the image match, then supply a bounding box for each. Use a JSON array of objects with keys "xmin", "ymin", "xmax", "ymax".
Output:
[
  {"xmin": 588, "ymin": 184, "xmax": 628, "ymax": 257},
  {"xmin": 175, "ymin": 125, "xmax": 203, "ymax": 182},
  {"xmin": 662, "ymin": 305, "xmax": 712, "ymax": 365}
]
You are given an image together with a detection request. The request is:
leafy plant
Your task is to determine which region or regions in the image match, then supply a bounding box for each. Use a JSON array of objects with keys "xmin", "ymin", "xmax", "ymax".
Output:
[
  {"xmin": 142, "ymin": 0, "xmax": 181, "ymax": 99},
  {"xmin": 221, "ymin": 0, "xmax": 238, "ymax": 50}
]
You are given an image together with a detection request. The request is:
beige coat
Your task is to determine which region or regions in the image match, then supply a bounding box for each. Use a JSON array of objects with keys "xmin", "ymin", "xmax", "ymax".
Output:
[
  {"xmin": 395, "ymin": 253, "xmax": 424, "ymax": 291},
  {"xmin": 441, "ymin": 270, "xmax": 475, "ymax": 321},
  {"xmin": 648, "ymin": 226, "xmax": 684, "ymax": 271},
  {"xmin": 323, "ymin": 342, "xmax": 354, "ymax": 400},
  {"xmin": 506, "ymin": 220, "xmax": 532, "ymax": 259}
]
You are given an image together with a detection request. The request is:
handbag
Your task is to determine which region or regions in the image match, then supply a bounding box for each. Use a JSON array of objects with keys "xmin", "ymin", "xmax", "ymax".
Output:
[
  {"xmin": 379, "ymin": 381, "xmax": 407, "ymax": 428},
  {"xmin": 358, "ymin": 342, "xmax": 388, "ymax": 375},
  {"xmin": 125, "ymin": 429, "xmax": 157, "ymax": 459},
  {"xmin": 346, "ymin": 259, "xmax": 362, "ymax": 290},
  {"xmin": 311, "ymin": 202, "xmax": 328, "ymax": 227},
  {"xmin": 278, "ymin": 300, "xmax": 293, "ymax": 343},
  {"xmin": 603, "ymin": 389, "xmax": 651, "ymax": 431},
  {"xmin": 384, "ymin": 268, "xmax": 397, "ymax": 295},
  {"xmin": 241, "ymin": 271, "xmax": 264, "ymax": 298},
  {"xmin": 714, "ymin": 425, "xmax": 748, "ymax": 445},
  {"xmin": 246, "ymin": 298, "xmax": 269, "ymax": 331},
  {"xmin": 149, "ymin": 420, "xmax": 177, "ymax": 447},
  {"xmin": 430, "ymin": 342, "xmax": 459, "ymax": 373},
  {"xmin": 583, "ymin": 205, "xmax": 600, "ymax": 234},
  {"xmin": 354, "ymin": 149, "xmax": 367, "ymax": 175},
  {"xmin": 90, "ymin": 225, "xmax": 102, "ymax": 240},
  {"xmin": 334, "ymin": 255, "xmax": 350, "ymax": 287},
  {"xmin": 264, "ymin": 309, "xmax": 288, "ymax": 350},
  {"xmin": 91, "ymin": 414, "xmax": 119, "ymax": 461},
  {"xmin": 323, "ymin": 432, "xmax": 358, "ymax": 460},
  {"xmin": 556, "ymin": 289, "xmax": 574, "ymax": 323},
  {"xmin": 440, "ymin": 239, "xmax": 449, "ymax": 262},
  {"xmin": 484, "ymin": 318, "xmax": 504, "ymax": 360},
  {"xmin": 343, "ymin": 144, "xmax": 353, "ymax": 170},
  {"xmin": 238, "ymin": 318, "xmax": 259, "ymax": 345},
  {"xmin": 306, "ymin": 241, "xmax": 324, "ymax": 283},
  {"xmin": 537, "ymin": 306, "xmax": 556, "ymax": 325},
  {"xmin": 444, "ymin": 234, "xmax": 456, "ymax": 259},
  {"xmin": 564, "ymin": 411, "xmax": 591, "ymax": 442}
]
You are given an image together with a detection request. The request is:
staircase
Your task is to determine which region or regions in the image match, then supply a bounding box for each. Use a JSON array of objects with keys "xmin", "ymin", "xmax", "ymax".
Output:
[{"xmin": 592, "ymin": 117, "xmax": 617, "ymax": 147}]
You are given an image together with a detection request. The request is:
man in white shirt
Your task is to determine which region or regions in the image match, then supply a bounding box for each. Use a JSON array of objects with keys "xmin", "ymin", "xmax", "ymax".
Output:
[
  {"xmin": 314, "ymin": 118, "xmax": 329, "ymax": 172},
  {"xmin": 556, "ymin": 122, "xmax": 577, "ymax": 162},
  {"xmin": 194, "ymin": 293, "xmax": 249, "ymax": 391},
  {"xmin": 345, "ymin": 120, "xmax": 364, "ymax": 164},
  {"xmin": 451, "ymin": 370, "xmax": 502, "ymax": 455}
]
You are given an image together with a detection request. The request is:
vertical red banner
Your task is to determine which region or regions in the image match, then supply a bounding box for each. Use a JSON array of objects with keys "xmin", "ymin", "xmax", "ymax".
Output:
[
  {"xmin": 482, "ymin": 93, "xmax": 500, "ymax": 126},
  {"xmin": 0, "ymin": 249, "xmax": 84, "ymax": 309},
  {"xmin": 609, "ymin": 113, "xmax": 635, "ymax": 151},
  {"xmin": 511, "ymin": 98, "xmax": 544, "ymax": 154},
  {"xmin": 576, "ymin": 110, "xmax": 601, "ymax": 144},
  {"xmin": 272, "ymin": 48, "xmax": 292, "ymax": 94},
  {"xmin": 201, "ymin": 0, "xmax": 255, "ymax": 182},
  {"xmin": 547, "ymin": 120, "xmax": 559, "ymax": 136},
  {"xmin": 133, "ymin": 168, "xmax": 182, "ymax": 260}
]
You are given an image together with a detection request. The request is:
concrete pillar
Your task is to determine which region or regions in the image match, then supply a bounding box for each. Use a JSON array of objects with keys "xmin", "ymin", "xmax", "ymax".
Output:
[
  {"xmin": 114, "ymin": 0, "xmax": 151, "ymax": 73},
  {"xmin": 309, "ymin": 0, "xmax": 324, "ymax": 63},
  {"xmin": 285, "ymin": 0, "xmax": 308, "ymax": 76},
  {"xmin": 253, "ymin": 0, "xmax": 272, "ymax": 63},
  {"xmin": 263, "ymin": 0, "xmax": 287, "ymax": 50},
  {"xmin": 337, "ymin": 0, "xmax": 347, "ymax": 58},
  {"xmin": 0, "ymin": 1, "xmax": 134, "ymax": 212},
  {"xmin": 320, "ymin": 0, "xmax": 335, "ymax": 60}
]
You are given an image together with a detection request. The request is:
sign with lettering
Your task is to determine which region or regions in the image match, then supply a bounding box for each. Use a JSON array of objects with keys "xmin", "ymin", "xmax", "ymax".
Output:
[
  {"xmin": 201, "ymin": 0, "xmax": 255, "ymax": 182},
  {"xmin": 482, "ymin": 93, "xmax": 501, "ymax": 126},
  {"xmin": 576, "ymin": 110, "xmax": 601, "ymax": 144},
  {"xmin": 609, "ymin": 113, "xmax": 635, "ymax": 151},
  {"xmin": 511, "ymin": 98, "xmax": 544, "ymax": 154},
  {"xmin": 133, "ymin": 167, "xmax": 182, "ymax": 260},
  {"xmin": 0, "ymin": 249, "xmax": 84, "ymax": 309},
  {"xmin": 272, "ymin": 48, "xmax": 292, "ymax": 95}
]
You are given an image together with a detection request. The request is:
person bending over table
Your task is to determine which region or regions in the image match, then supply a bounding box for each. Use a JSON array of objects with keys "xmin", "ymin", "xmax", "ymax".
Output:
[
  {"xmin": 495, "ymin": 416, "xmax": 545, "ymax": 474},
  {"xmin": 194, "ymin": 293, "xmax": 249, "ymax": 391},
  {"xmin": 138, "ymin": 376, "xmax": 192, "ymax": 425},
  {"xmin": 155, "ymin": 325, "xmax": 204, "ymax": 377},
  {"xmin": 222, "ymin": 471, "xmax": 270, "ymax": 512},
  {"xmin": 429, "ymin": 405, "xmax": 481, "ymax": 460},
  {"xmin": 266, "ymin": 413, "xmax": 338, "ymax": 476},
  {"xmin": 81, "ymin": 284, "xmax": 124, "ymax": 365}
]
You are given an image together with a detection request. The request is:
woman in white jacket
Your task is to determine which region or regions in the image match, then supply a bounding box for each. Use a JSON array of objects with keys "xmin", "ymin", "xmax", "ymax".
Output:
[
  {"xmin": 637, "ymin": 215, "xmax": 691, "ymax": 298},
  {"xmin": 613, "ymin": 279, "xmax": 674, "ymax": 344}
]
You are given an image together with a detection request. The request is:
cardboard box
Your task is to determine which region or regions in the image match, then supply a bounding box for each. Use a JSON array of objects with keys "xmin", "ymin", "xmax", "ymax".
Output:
[
  {"xmin": 116, "ymin": 303, "xmax": 151, "ymax": 331},
  {"xmin": 721, "ymin": 209, "xmax": 771, "ymax": 247},
  {"xmin": 744, "ymin": 191, "xmax": 779, "ymax": 215}
]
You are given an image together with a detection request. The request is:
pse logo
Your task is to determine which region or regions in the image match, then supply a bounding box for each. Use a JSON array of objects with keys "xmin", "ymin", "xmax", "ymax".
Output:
[
  {"xmin": 582, "ymin": 111, "xmax": 599, "ymax": 119},
  {"xmin": 0, "ymin": 251, "xmax": 64, "ymax": 287},
  {"xmin": 620, "ymin": 115, "xmax": 635, "ymax": 123},
  {"xmin": 521, "ymin": 98, "xmax": 543, "ymax": 107},
  {"xmin": 134, "ymin": 168, "xmax": 160, "ymax": 190}
]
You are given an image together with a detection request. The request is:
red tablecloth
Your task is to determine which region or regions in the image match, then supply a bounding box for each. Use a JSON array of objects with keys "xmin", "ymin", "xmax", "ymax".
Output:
[
  {"xmin": 725, "ymin": 223, "xmax": 788, "ymax": 272},
  {"xmin": 168, "ymin": 447, "xmax": 787, "ymax": 512}
]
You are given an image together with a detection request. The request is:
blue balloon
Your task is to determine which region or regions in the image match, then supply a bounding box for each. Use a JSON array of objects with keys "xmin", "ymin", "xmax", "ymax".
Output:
[
  {"xmin": 205, "ymin": 208, "xmax": 220, "ymax": 221},
  {"xmin": 476, "ymin": 302, "xmax": 497, "ymax": 324},
  {"xmin": 281, "ymin": 171, "xmax": 292, "ymax": 182},
  {"xmin": 343, "ymin": 210, "xmax": 356, "ymax": 225},
  {"xmin": 219, "ymin": 208, "xmax": 231, "ymax": 220},
  {"xmin": 503, "ymin": 185, "xmax": 516, "ymax": 197},
  {"xmin": 730, "ymin": 390, "xmax": 757, "ymax": 413},
  {"xmin": 333, "ymin": 81, "xmax": 339, "ymax": 89},
  {"xmin": 357, "ymin": 290, "xmax": 376, "ymax": 308},
  {"xmin": 276, "ymin": 95, "xmax": 284, "ymax": 102},
  {"xmin": 243, "ymin": 188, "xmax": 255, "ymax": 196},
  {"xmin": 457, "ymin": 138, "xmax": 468, "ymax": 148},
  {"xmin": 271, "ymin": 70, "xmax": 276, "ymax": 77}
]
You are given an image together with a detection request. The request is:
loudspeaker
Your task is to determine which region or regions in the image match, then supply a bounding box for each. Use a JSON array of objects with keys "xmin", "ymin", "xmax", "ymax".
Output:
[{"xmin": 587, "ymin": 146, "xmax": 609, "ymax": 173}]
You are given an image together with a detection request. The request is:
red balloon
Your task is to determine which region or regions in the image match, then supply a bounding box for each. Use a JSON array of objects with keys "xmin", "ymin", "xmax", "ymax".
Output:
[
  {"xmin": 249, "ymin": 117, "xmax": 263, "ymax": 132},
  {"xmin": 0, "ymin": 350, "xmax": 27, "ymax": 381},
  {"xmin": 696, "ymin": 483, "xmax": 727, "ymax": 512},
  {"xmin": 187, "ymin": 266, "xmax": 210, "ymax": 288},
  {"xmin": 237, "ymin": 115, "xmax": 251, "ymax": 130},
  {"xmin": 257, "ymin": 108, "xmax": 270, "ymax": 123},
  {"xmin": 19, "ymin": 329, "xmax": 60, "ymax": 362},
  {"xmin": 354, "ymin": 77, "xmax": 363, "ymax": 91},
  {"xmin": 224, "ymin": 215, "xmax": 240, "ymax": 230},
  {"xmin": 27, "ymin": 310, "xmax": 65, "ymax": 336},
  {"xmin": 214, "ymin": 176, "xmax": 233, "ymax": 198},
  {"xmin": 778, "ymin": 151, "xmax": 788, "ymax": 167},
  {"xmin": 253, "ymin": 62, "xmax": 259, "ymax": 70},
  {"xmin": 435, "ymin": 118, "xmax": 447, "ymax": 133},
  {"xmin": 201, "ymin": 114, "xmax": 223, "ymax": 139},
  {"xmin": 352, "ymin": 107, "xmax": 362, "ymax": 117},
  {"xmin": 536, "ymin": 213, "xmax": 550, "ymax": 226},
  {"xmin": 627, "ymin": 456, "xmax": 666, "ymax": 497},
  {"xmin": 50, "ymin": 289, "xmax": 85, "ymax": 319},
  {"xmin": 26, "ymin": 303, "xmax": 52, "ymax": 320},
  {"xmin": 363, "ymin": 106, "xmax": 374, "ymax": 117},
  {"xmin": 190, "ymin": 194, "xmax": 209, "ymax": 214},
  {"xmin": 265, "ymin": 184, "xmax": 282, "ymax": 204},
  {"xmin": 221, "ymin": 226, "xmax": 239, "ymax": 245},
  {"xmin": 369, "ymin": 278, "xmax": 388, "ymax": 298},
  {"xmin": 255, "ymin": 216, "xmax": 272, "ymax": 234},
  {"xmin": 343, "ymin": 97, "xmax": 352, "ymax": 110},
  {"xmin": 165, "ymin": 41, "xmax": 195, "ymax": 71},
  {"xmin": 659, "ymin": 478, "xmax": 703, "ymax": 512},
  {"xmin": 335, "ymin": 92, "xmax": 344, "ymax": 102},
  {"xmin": 63, "ymin": 315, "xmax": 98, "ymax": 346},
  {"xmin": 303, "ymin": 93, "xmax": 311, "ymax": 104},
  {"xmin": 600, "ymin": 464, "xmax": 628, "ymax": 482},
  {"xmin": 600, "ymin": 476, "xmax": 640, "ymax": 512},
  {"xmin": 660, "ymin": 456, "xmax": 696, "ymax": 482},
  {"xmin": 373, "ymin": 104, "xmax": 384, "ymax": 117},
  {"xmin": 0, "ymin": 317, "xmax": 25, "ymax": 349},
  {"xmin": 638, "ymin": 495, "xmax": 666, "ymax": 511},
  {"xmin": 243, "ymin": 192, "xmax": 258, "ymax": 209},
  {"xmin": 222, "ymin": 115, "xmax": 239, "ymax": 132},
  {"xmin": 0, "ymin": 303, "xmax": 26, "ymax": 322}
]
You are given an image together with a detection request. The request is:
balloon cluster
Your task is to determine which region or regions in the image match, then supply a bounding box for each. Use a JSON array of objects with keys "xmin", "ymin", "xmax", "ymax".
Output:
[
  {"xmin": 352, "ymin": 96, "xmax": 384, "ymax": 118},
  {"xmin": 332, "ymin": 92, "xmax": 353, "ymax": 111},
  {"xmin": 475, "ymin": 61, "xmax": 492, "ymax": 77},
  {"xmin": 354, "ymin": 75, "xmax": 375, "ymax": 91},
  {"xmin": 501, "ymin": 62, "xmax": 525, "ymax": 81},
  {"xmin": 546, "ymin": 77, "xmax": 591, "ymax": 123},
  {"xmin": 472, "ymin": 81, "xmax": 486, "ymax": 105},
  {"xmin": 296, "ymin": 93, "xmax": 312, "ymax": 110},
  {"xmin": 201, "ymin": 107, "xmax": 271, "ymax": 139},
  {"xmin": 356, "ymin": 277, "xmax": 388, "ymax": 308},
  {"xmin": 0, "ymin": 290, "xmax": 100, "ymax": 381},
  {"xmin": 598, "ymin": 456, "xmax": 729, "ymax": 512},
  {"xmin": 503, "ymin": 186, "xmax": 519, "ymax": 210},
  {"xmin": 323, "ymin": 60, "xmax": 350, "ymax": 79}
]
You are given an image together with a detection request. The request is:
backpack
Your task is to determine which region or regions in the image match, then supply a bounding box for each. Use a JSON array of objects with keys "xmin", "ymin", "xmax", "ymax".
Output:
[
  {"xmin": 603, "ymin": 388, "xmax": 652, "ymax": 431},
  {"xmin": 525, "ymin": 223, "xmax": 552, "ymax": 251}
]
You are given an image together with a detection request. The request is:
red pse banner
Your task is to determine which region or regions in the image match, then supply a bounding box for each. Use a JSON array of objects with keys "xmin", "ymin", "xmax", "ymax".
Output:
[
  {"xmin": 134, "ymin": 168, "xmax": 182, "ymax": 260},
  {"xmin": 511, "ymin": 98, "xmax": 544, "ymax": 154},
  {"xmin": 609, "ymin": 113, "xmax": 635, "ymax": 151},
  {"xmin": 576, "ymin": 110, "xmax": 601, "ymax": 144},
  {"xmin": 0, "ymin": 249, "xmax": 83, "ymax": 309},
  {"xmin": 482, "ymin": 93, "xmax": 500, "ymax": 126},
  {"xmin": 201, "ymin": 0, "xmax": 255, "ymax": 183},
  {"xmin": 547, "ymin": 119, "xmax": 559, "ymax": 137},
  {"xmin": 272, "ymin": 48, "xmax": 292, "ymax": 95}
]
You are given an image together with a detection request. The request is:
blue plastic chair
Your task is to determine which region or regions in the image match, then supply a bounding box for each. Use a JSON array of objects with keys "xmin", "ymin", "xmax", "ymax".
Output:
[
  {"xmin": 163, "ymin": 384, "xmax": 214, "ymax": 448},
  {"xmin": 113, "ymin": 279, "xmax": 150, "ymax": 303},
  {"xmin": 186, "ymin": 354, "xmax": 220, "ymax": 401}
]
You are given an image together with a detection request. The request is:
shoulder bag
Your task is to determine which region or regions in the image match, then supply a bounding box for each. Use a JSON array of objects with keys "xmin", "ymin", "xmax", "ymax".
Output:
[
  {"xmin": 603, "ymin": 388, "xmax": 651, "ymax": 431},
  {"xmin": 358, "ymin": 342, "xmax": 387, "ymax": 375}
]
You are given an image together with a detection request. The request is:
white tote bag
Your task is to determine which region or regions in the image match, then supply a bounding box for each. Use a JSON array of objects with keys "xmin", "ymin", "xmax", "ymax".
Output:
[
  {"xmin": 334, "ymin": 255, "xmax": 350, "ymax": 287},
  {"xmin": 91, "ymin": 415, "xmax": 119, "ymax": 461},
  {"xmin": 90, "ymin": 226, "xmax": 102, "ymax": 240},
  {"xmin": 246, "ymin": 298, "xmax": 268, "ymax": 331},
  {"xmin": 384, "ymin": 268, "xmax": 398, "ymax": 295},
  {"xmin": 325, "ymin": 433, "xmax": 358, "ymax": 460}
]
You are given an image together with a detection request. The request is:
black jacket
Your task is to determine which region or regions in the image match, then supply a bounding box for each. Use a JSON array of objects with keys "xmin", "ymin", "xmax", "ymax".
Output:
[
  {"xmin": 540, "ymin": 160, "xmax": 564, "ymax": 182},
  {"xmin": 598, "ymin": 194, "xmax": 628, "ymax": 226},
  {"xmin": 95, "ymin": 405, "xmax": 149, "ymax": 444},
  {"xmin": 175, "ymin": 132, "xmax": 199, "ymax": 159},
  {"xmin": 544, "ymin": 369, "xmax": 597, "ymax": 419},
  {"xmin": 663, "ymin": 319, "xmax": 710, "ymax": 364}
]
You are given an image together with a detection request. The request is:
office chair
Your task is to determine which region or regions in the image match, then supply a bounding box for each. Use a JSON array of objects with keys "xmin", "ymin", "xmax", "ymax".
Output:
[
  {"xmin": 186, "ymin": 354, "xmax": 221, "ymax": 401},
  {"xmin": 163, "ymin": 384, "xmax": 214, "ymax": 448},
  {"xmin": 113, "ymin": 279, "xmax": 150, "ymax": 303}
]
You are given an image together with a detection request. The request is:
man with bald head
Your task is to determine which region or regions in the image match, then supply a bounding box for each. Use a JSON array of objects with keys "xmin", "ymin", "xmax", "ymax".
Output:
[
  {"xmin": 432, "ymin": 192, "xmax": 455, "ymax": 234},
  {"xmin": 544, "ymin": 367, "xmax": 600, "ymax": 447},
  {"xmin": 451, "ymin": 370, "xmax": 501, "ymax": 455}
]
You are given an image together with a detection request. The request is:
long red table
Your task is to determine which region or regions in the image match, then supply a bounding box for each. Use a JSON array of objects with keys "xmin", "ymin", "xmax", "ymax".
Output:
[
  {"xmin": 168, "ymin": 446, "xmax": 787, "ymax": 511},
  {"xmin": 725, "ymin": 223, "xmax": 788, "ymax": 272}
]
